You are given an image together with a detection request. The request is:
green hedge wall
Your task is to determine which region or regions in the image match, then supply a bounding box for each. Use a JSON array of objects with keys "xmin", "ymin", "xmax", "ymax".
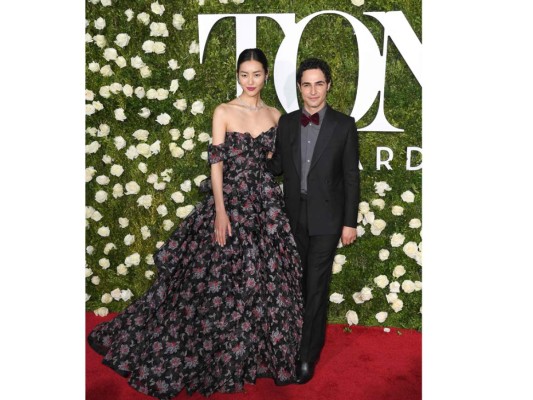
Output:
[{"xmin": 85, "ymin": 0, "xmax": 422, "ymax": 330}]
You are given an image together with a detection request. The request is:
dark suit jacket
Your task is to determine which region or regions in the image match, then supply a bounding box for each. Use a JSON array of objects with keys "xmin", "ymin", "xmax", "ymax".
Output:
[{"xmin": 268, "ymin": 105, "xmax": 360, "ymax": 236}]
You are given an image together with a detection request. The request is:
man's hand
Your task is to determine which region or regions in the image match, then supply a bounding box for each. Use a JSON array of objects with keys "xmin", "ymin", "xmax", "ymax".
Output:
[{"xmin": 341, "ymin": 226, "xmax": 357, "ymax": 246}]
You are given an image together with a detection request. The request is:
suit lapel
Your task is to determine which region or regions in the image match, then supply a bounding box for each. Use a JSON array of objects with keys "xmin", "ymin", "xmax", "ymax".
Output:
[
  {"xmin": 310, "ymin": 105, "xmax": 337, "ymax": 171},
  {"xmin": 290, "ymin": 112, "xmax": 301, "ymax": 177}
]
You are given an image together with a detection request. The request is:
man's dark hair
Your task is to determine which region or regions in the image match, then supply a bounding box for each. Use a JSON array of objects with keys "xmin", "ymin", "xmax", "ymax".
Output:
[{"xmin": 296, "ymin": 58, "xmax": 332, "ymax": 86}]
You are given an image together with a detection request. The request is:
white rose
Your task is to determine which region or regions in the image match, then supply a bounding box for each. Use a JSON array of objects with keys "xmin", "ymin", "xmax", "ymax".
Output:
[
  {"xmin": 389, "ymin": 281, "xmax": 401, "ymax": 293},
  {"xmin": 90, "ymin": 211, "xmax": 102, "ymax": 222},
  {"xmin": 141, "ymin": 226, "xmax": 151, "ymax": 239},
  {"xmin": 154, "ymin": 182, "xmax": 166, "ymax": 191},
  {"xmin": 409, "ymin": 218, "xmax": 422, "ymax": 229},
  {"xmin": 198, "ymin": 0, "xmax": 205, "ymax": 5},
  {"xmin": 138, "ymin": 107, "xmax": 151, "ymax": 118},
  {"xmin": 125, "ymin": 181, "xmax": 140, "ymax": 195},
  {"xmin": 153, "ymin": 42, "xmax": 166, "ymax": 54},
  {"xmin": 391, "ymin": 205, "xmax": 404, "ymax": 216},
  {"xmin": 131, "ymin": 56, "xmax": 145, "ymax": 69},
  {"xmin": 125, "ymin": 9, "xmax": 134, "ymax": 21},
  {"xmin": 85, "ymin": 267, "xmax": 93, "ymax": 278},
  {"xmin": 191, "ymin": 100, "xmax": 205, "ymax": 115},
  {"xmin": 160, "ymin": 168, "xmax": 173, "ymax": 182},
  {"xmin": 137, "ymin": 12, "xmax": 150, "ymax": 25},
  {"xmin": 145, "ymin": 270, "xmax": 155, "ymax": 279},
  {"xmin": 86, "ymin": 141, "xmax": 101, "ymax": 154},
  {"xmin": 117, "ymin": 264, "xmax": 128, "ymax": 276},
  {"xmin": 147, "ymin": 173, "xmax": 158, "ymax": 184},
  {"xmin": 219, "ymin": 0, "xmax": 228, "ymax": 3},
  {"xmin": 103, "ymin": 47, "xmax": 118, "ymax": 61},
  {"xmin": 173, "ymin": 99, "xmax": 187, "ymax": 111},
  {"xmin": 92, "ymin": 101, "xmax": 104, "ymax": 111},
  {"xmin": 142, "ymin": 40, "xmax": 155, "ymax": 53},
  {"xmin": 150, "ymin": 140, "xmax": 160, "ymax": 155},
  {"xmin": 101, "ymin": 293, "xmax": 113, "ymax": 304},
  {"xmin": 332, "ymin": 262, "xmax": 343, "ymax": 274},
  {"xmin": 145, "ymin": 254, "xmax": 155, "ymax": 265},
  {"xmin": 114, "ymin": 136, "xmax": 126, "ymax": 150},
  {"xmin": 334, "ymin": 254, "xmax": 347, "ymax": 265},
  {"xmin": 393, "ymin": 265, "xmax": 406, "ymax": 278},
  {"xmin": 146, "ymin": 89, "xmax": 157, "ymax": 100},
  {"xmin": 176, "ymin": 205, "xmax": 194, "ymax": 218},
  {"xmin": 370, "ymin": 219, "xmax": 387, "ymax": 235},
  {"xmin": 390, "ymin": 233, "xmax": 406, "ymax": 247},
  {"xmin": 151, "ymin": 1, "xmax": 165, "ymax": 15},
  {"xmin": 356, "ymin": 225, "xmax": 365, "ymax": 237},
  {"xmin": 156, "ymin": 88, "xmax": 169, "ymax": 100},
  {"xmin": 122, "ymin": 84, "xmax": 133, "ymax": 96},
  {"xmin": 124, "ymin": 234, "xmax": 135, "ymax": 246},
  {"xmin": 96, "ymin": 175, "xmax": 109, "ymax": 185},
  {"xmin": 353, "ymin": 292, "xmax": 364, "ymax": 304},
  {"xmin": 351, "ymin": 0, "xmax": 365, "ymax": 6},
  {"xmin": 329, "ymin": 293, "xmax": 344, "ymax": 304},
  {"xmin": 93, "ymin": 35, "xmax": 107, "ymax": 49},
  {"xmin": 85, "ymin": 104, "xmax": 96, "ymax": 116},
  {"xmin": 98, "ymin": 123, "xmax": 110, "ymax": 137},
  {"xmin": 180, "ymin": 180, "xmax": 192, "ymax": 192},
  {"xmin": 171, "ymin": 191, "xmax": 184, "ymax": 203},
  {"xmin": 373, "ymin": 275, "xmax": 389, "ymax": 289},
  {"xmin": 183, "ymin": 68, "xmax": 196, "ymax": 81},
  {"xmin": 371, "ymin": 198, "xmax": 385, "ymax": 210},
  {"xmin": 163, "ymin": 219, "xmax": 175, "ymax": 231},
  {"xmin": 115, "ymin": 56, "xmax": 127, "ymax": 68},
  {"xmin": 150, "ymin": 22, "xmax": 169, "ymax": 37},
  {"xmin": 386, "ymin": 292, "xmax": 398, "ymax": 304},
  {"xmin": 232, "ymin": 0, "xmax": 244, "ymax": 3},
  {"xmin": 94, "ymin": 17, "xmax": 106, "ymax": 30},
  {"xmin": 374, "ymin": 181, "xmax": 392, "ymax": 197},
  {"xmin": 414, "ymin": 281, "xmax": 422, "ymax": 291},
  {"xmin": 173, "ymin": 14, "xmax": 185, "ymax": 30},
  {"xmin": 125, "ymin": 145, "xmax": 139, "ymax": 160},
  {"xmin": 91, "ymin": 276, "xmax": 100, "ymax": 285},
  {"xmin": 169, "ymin": 79, "xmax": 179, "ymax": 93},
  {"xmin": 359, "ymin": 201, "xmax": 370, "ymax": 214},
  {"xmin": 156, "ymin": 204, "xmax": 168, "ymax": 217},
  {"xmin": 133, "ymin": 129, "xmax": 149, "ymax": 141},
  {"xmin": 121, "ymin": 289, "xmax": 134, "ymax": 301},
  {"xmin": 360, "ymin": 287, "xmax": 373, "ymax": 301},
  {"xmin": 114, "ymin": 108, "xmax": 127, "ymax": 121},
  {"xmin": 110, "ymin": 288, "xmax": 122, "ymax": 301},
  {"xmin": 110, "ymin": 164, "xmax": 124, "ymax": 177},
  {"xmin": 391, "ymin": 298, "xmax": 404, "ymax": 313},
  {"xmin": 101, "ymin": 0, "xmax": 112, "ymax": 6},
  {"xmin": 194, "ymin": 175, "xmax": 207, "ymax": 187},
  {"xmin": 114, "ymin": 33, "xmax": 131, "ymax": 48},
  {"xmin": 375, "ymin": 311, "xmax": 388, "ymax": 323},
  {"xmin": 401, "ymin": 190, "xmax": 415, "ymax": 203},
  {"xmin": 125, "ymin": 252, "xmax": 141, "ymax": 267},
  {"xmin": 188, "ymin": 40, "xmax": 200, "ymax": 54},
  {"xmin": 118, "ymin": 217, "xmax": 129, "ymax": 228},
  {"xmin": 156, "ymin": 241, "xmax": 164, "ymax": 248},
  {"xmin": 85, "ymin": 89, "xmax": 94, "ymax": 101},
  {"xmin": 402, "ymin": 280, "xmax": 416, "ymax": 294},
  {"xmin": 378, "ymin": 249, "xmax": 389, "ymax": 261},
  {"xmin": 201, "ymin": 151, "xmax": 208, "ymax": 161},
  {"xmin": 85, "ymin": 206, "xmax": 95, "ymax": 220},
  {"xmin": 182, "ymin": 127, "xmax": 195, "ymax": 139},
  {"xmin": 138, "ymin": 162, "xmax": 148, "ymax": 173},
  {"xmin": 103, "ymin": 242, "xmax": 116, "ymax": 254},
  {"xmin": 198, "ymin": 132, "xmax": 211, "ymax": 143},
  {"xmin": 403, "ymin": 241, "xmax": 418, "ymax": 259},
  {"xmin": 100, "ymin": 64, "xmax": 113, "ymax": 77},
  {"xmin": 94, "ymin": 307, "xmax": 109, "ymax": 317},
  {"xmin": 346, "ymin": 310, "xmax": 359, "ymax": 326},
  {"xmin": 182, "ymin": 139, "xmax": 195, "ymax": 151},
  {"xmin": 94, "ymin": 190, "xmax": 108, "ymax": 203},
  {"xmin": 137, "ymin": 195, "xmax": 153, "ymax": 209},
  {"xmin": 99, "ymin": 258, "xmax": 110, "ymax": 269},
  {"xmin": 85, "ymin": 167, "xmax": 97, "ymax": 182},
  {"xmin": 102, "ymin": 155, "xmax": 112, "ymax": 164},
  {"xmin": 363, "ymin": 211, "xmax": 375, "ymax": 225},
  {"xmin": 168, "ymin": 60, "xmax": 180, "ymax": 72},
  {"xmin": 156, "ymin": 113, "xmax": 171, "ymax": 125},
  {"xmin": 88, "ymin": 61, "xmax": 100, "ymax": 72}
]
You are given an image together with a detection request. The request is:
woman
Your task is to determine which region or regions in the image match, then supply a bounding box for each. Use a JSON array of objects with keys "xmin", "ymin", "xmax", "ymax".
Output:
[{"xmin": 88, "ymin": 48, "xmax": 304, "ymax": 399}]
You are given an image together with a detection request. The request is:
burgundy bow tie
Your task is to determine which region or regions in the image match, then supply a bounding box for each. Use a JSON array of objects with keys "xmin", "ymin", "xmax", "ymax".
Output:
[{"xmin": 300, "ymin": 112, "xmax": 320, "ymax": 127}]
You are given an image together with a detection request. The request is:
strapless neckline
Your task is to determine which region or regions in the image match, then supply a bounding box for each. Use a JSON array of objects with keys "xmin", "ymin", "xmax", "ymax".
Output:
[{"xmin": 226, "ymin": 126, "xmax": 276, "ymax": 139}]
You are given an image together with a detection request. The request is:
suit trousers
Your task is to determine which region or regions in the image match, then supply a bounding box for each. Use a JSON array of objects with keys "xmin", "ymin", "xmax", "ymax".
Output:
[{"xmin": 294, "ymin": 194, "xmax": 341, "ymax": 363}]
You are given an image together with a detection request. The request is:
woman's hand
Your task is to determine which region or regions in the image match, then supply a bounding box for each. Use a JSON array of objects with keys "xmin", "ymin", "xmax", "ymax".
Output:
[{"xmin": 214, "ymin": 211, "xmax": 232, "ymax": 246}]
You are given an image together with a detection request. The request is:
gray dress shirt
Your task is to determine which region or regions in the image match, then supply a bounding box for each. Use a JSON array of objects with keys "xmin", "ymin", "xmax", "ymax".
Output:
[{"xmin": 300, "ymin": 105, "xmax": 327, "ymax": 194}]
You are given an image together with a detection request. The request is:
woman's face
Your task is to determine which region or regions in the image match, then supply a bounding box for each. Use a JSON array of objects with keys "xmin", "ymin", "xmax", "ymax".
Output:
[{"xmin": 237, "ymin": 60, "xmax": 267, "ymax": 97}]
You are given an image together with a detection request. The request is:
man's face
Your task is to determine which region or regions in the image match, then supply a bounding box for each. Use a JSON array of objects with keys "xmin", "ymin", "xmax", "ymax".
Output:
[{"xmin": 298, "ymin": 68, "xmax": 330, "ymax": 113}]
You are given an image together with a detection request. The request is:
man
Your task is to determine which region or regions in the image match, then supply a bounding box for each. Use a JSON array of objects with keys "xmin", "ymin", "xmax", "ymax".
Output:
[{"xmin": 267, "ymin": 58, "xmax": 359, "ymax": 384}]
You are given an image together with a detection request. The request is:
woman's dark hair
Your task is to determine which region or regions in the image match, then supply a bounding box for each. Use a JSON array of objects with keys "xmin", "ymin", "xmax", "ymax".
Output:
[
  {"xmin": 296, "ymin": 58, "xmax": 332, "ymax": 86},
  {"xmin": 236, "ymin": 48, "xmax": 269, "ymax": 73}
]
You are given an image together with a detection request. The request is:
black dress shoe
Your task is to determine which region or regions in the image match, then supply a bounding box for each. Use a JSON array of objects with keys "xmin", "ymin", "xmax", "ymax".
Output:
[{"xmin": 295, "ymin": 360, "xmax": 315, "ymax": 384}]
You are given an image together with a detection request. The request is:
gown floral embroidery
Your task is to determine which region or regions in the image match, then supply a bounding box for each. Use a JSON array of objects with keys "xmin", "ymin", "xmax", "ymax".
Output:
[{"xmin": 87, "ymin": 127, "xmax": 304, "ymax": 399}]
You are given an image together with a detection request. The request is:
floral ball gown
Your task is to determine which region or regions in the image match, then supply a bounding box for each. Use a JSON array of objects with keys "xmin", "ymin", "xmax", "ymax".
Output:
[{"xmin": 88, "ymin": 126, "xmax": 304, "ymax": 399}]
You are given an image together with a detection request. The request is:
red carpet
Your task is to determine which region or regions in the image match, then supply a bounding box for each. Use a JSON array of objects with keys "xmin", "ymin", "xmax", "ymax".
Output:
[{"xmin": 86, "ymin": 313, "xmax": 421, "ymax": 400}]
